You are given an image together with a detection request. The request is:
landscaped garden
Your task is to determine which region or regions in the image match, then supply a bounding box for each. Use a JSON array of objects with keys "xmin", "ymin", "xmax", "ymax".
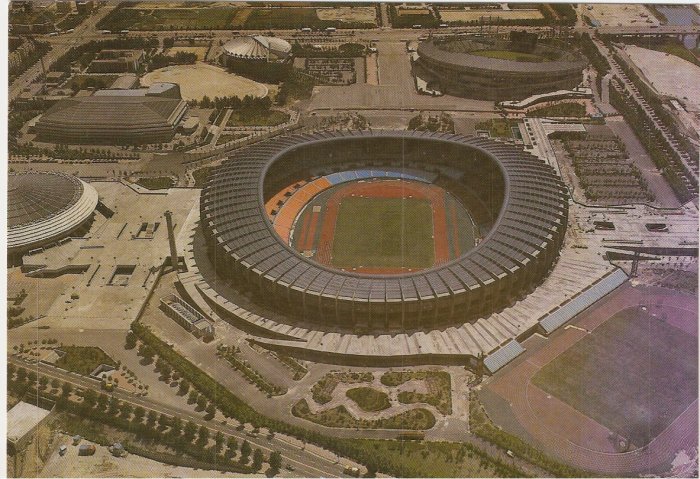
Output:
[
  {"xmin": 136, "ymin": 177, "xmax": 174, "ymax": 190},
  {"xmin": 311, "ymin": 371, "xmax": 373, "ymax": 405},
  {"xmin": 292, "ymin": 399, "xmax": 436, "ymax": 430},
  {"xmin": 55, "ymin": 346, "xmax": 116, "ymax": 376},
  {"xmin": 382, "ymin": 370, "xmax": 452, "ymax": 415}
]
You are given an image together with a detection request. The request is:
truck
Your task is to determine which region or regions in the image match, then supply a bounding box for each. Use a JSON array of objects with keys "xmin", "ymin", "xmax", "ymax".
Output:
[
  {"xmin": 78, "ymin": 444, "xmax": 96, "ymax": 456},
  {"xmin": 300, "ymin": 27, "xmax": 312, "ymax": 33},
  {"xmin": 325, "ymin": 27, "xmax": 336, "ymax": 33}
]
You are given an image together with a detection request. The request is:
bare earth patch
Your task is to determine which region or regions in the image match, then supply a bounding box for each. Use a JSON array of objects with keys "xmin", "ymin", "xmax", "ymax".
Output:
[{"xmin": 141, "ymin": 63, "xmax": 267, "ymax": 101}]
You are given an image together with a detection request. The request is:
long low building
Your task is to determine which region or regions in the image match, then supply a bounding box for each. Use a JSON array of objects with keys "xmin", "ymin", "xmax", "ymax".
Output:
[
  {"xmin": 35, "ymin": 83, "xmax": 188, "ymax": 145},
  {"xmin": 416, "ymin": 37, "xmax": 587, "ymax": 101}
]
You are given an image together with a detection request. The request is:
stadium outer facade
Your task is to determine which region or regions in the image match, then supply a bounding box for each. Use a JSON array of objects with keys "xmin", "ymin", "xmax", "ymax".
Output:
[
  {"xmin": 416, "ymin": 38, "xmax": 587, "ymax": 101},
  {"xmin": 201, "ymin": 131, "xmax": 568, "ymax": 332}
]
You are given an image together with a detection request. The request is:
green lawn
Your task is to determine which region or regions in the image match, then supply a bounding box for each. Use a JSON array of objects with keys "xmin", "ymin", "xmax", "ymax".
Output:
[
  {"xmin": 655, "ymin": 42, "xmax": 700, "ymax": 67},
  {"xmin": 192, "ymin": 167, "xmax": 213, "ymax": 188},
  {"xmin": 475, "ymin": 119, "xmax": 519, "ymax": 139},
  {"xmin": 244, "ymin": 7, "xmax": 321, "ymax": 29},
  {"xmin": 99, "ymin": 7, "xmax": 237, "ymax": 31},
  {"xmin": 55, "ymin": 346, "xmax": 116, "ymax": 376},
  {"xmin": 226, "ymin": 110, "xmax": 289, "ymax": 127},
  {"xmin": 331, "ymin": 197, "xmax": 434, "ymax": 269},
  {"xmin": 136, "ymin": 177, "xmax": 174, "ymax": 190},
  {"xmin": 470, "ymin": 49, "xmax": 545, "ymax": 62},
  {"xmin": 528, "ymin": 103, "xmax": 586, "ymax": 118},
  {"xmin": 382, "ymin": 371, "xmax": 452, "ymax": 415},
  {"xmin": 346, "ymin": 387, "xmax": 391, "ymax": 412},
  {"xmin": 347, "ymin": 439, "xmax": 523, "ymax": 477}
]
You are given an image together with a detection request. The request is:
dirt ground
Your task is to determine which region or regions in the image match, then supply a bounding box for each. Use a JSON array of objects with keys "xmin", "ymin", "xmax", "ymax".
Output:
[
  {"xmin": 39, "ymin": 435, "xmax": 257, "ymax": 478},
  {"xmin": 438, "ymin": 8, "xmax": 543, "ymax": 22},
  {"xmin": 316, "ymin": 6, "xmax": 377, "ymax": 24},
  {"xmin": 141, "ymin": 63, "xmax": 268, "ymax": 101},
  {"xmin": 585, "ymin": 4, "xmax": 659, "ymax": 27}
]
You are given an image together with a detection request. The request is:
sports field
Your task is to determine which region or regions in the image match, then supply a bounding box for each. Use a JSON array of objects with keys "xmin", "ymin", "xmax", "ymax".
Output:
[
  {"xmin": 331, "ymin": 197, "xmax": 434, "ymax": 269},
  {"xmin": 532, "ymin": 306, "xmax": 698, "ymax": 447}
]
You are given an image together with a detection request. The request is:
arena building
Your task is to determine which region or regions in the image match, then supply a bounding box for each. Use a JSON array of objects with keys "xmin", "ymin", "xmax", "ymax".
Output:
[
  {"xmin": 415, "ymin": 37, "xmax": 587, "ymax": 101},
  {"xmin": 35, "ymin": 82, "xmax": 188, "ymax": 145},
  {"xmin": 8, "ymin": 172, "xmax": 99, "ymax": 258},
  {"xmin": 200, "ymin": 130, "xmax": 568, "ymax": 332},
  {"xmin": 220, "ymin": 35, "xmax": 293, "ymax": 82}
]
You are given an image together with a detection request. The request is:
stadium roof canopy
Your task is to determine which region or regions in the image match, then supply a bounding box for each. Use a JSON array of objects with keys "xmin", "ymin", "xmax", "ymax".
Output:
[
  {"xmin": 8, "ymin": 172, "xmax": 99, "ymax": 253},
  {"xmin": 222, "ymin": 35, "xmax": 292, "ymax": 60},
  {"xmin": 201, "ymin": 131, "xmax": 568, "ymax": 314}
]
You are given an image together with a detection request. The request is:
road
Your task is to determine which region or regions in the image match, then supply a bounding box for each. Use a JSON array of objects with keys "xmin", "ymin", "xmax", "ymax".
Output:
[
  {"xmin": 9, "ymin": 5, "xmax": 115, "ymax": 102},
  {"xmin": 9, "ymin": 356, "xmax": 355, "ymax": 478}
]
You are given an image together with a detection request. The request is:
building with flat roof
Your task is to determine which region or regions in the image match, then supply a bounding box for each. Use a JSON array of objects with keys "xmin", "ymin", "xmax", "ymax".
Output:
[
  {"xmin": 7, "ymin": 400, "xmax": 54, "ymax": 452},
  {"xmin": 35, "ymin": 83, "xmax": 188, "ymax": 144},
  {"xmin": 88, "ymin": 49, "xmax": 145, "ymax": 73}
]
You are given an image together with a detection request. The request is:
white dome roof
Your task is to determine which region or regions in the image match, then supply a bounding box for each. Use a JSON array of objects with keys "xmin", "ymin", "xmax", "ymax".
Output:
[{"xmin": 222, "ymin": 35, "xmax": 291, "ymax": 60}]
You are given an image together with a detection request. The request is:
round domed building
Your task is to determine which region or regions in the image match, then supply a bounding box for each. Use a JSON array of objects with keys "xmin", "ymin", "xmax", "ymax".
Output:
[
  {"xmin": 8, "ymin": 172, "xmax": 99, "ymax": 258},
  {"xmin": 220, "ymin": 35, "xmax": 293, "ymax": 82},
  {"xmin": 415, "ymin": 36, "xmax": 587, "ymax": 101}
]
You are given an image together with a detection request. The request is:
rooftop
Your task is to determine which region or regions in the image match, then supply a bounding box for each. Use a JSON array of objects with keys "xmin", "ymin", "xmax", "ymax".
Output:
[{"xmin": 7, "ymin": 401, "xmax": 52, "ymax": 444}]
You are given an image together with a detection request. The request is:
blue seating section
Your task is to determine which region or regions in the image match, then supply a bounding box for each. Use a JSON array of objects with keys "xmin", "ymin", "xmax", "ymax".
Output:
[
  {"xmin": 539, "ymin": 269, "xmax": 628, "ymax": 334},
  {"xmin": 324, "ymin": 168, "xmax": 437, "ymax": 186}
]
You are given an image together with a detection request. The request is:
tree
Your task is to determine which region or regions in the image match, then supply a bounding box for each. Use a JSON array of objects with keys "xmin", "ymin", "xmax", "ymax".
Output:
[
  {"xmin": 269, "ymin": 451, "xmax": 282, "ymax": 474},
  {"xmin": 188, "ymin": 390, "xmax": 199, "ymax": 405},
  {"xmin": 39, "ymin": 376, "xmax": 49, "ymax": 389},
  {"xmin": 146, "ymin": 410, "xmax": 158, "ymax": 428},
  {"xmin": 124, "ymin": 331, "xmax": 137, "ymax": 349},
  {"xmin": 170, "ymin": 417, "xmax": 182, "ymax": 438},
  {"xmin": 214, "ymin": 431, "xmax": 225, "ymax": 453},
  {"xmin": 205, "ymin": 403, "xmax": 216, "ymax": 419},
  {"xmin": 226, "ymin": 437, "xmax": 238, "ymax": 457},
  {"xmin": 61, "ymin": 382, "xmax": 72, "ymax": 397},
  {"xmin": 240, "ymin": 439, "xmax": 252, "ymax": 460},
  {"xmin": 196, "ymin": 425, "xmax": 209, "ymax": 447},
  {"xmin": 138, "ymin": 344, "xmax": 155, "ymax": 363},
  {"xmin": 252, "ymin": 448, "xmax": 264, "ymax": 471},
  {"xmin": 196, "ymin": 395, "xmax": 207, "ymax": 411},
  {"xmin": 119, "ymin": 403, "xmax": 133, "ymax": 419},
  {"xmin": 97, "ymin": 393, "xmax": 109, "ymax": 410},
  {"xmin": 159, "ymin": 362, "xmax": 172, "ymax": 381},
  {"xmin": 133, "ymin": 406, "xmax": 146, "ymax": 424},
  {"xmin": 16, "ymin": 367, "xmax": 27, "ymax": 382},
  {"xmin": 83, "ymin": 388, "xmax": 97, "ymax": 408},
  {"xmin": 51, "ymin": 378, "xmax": 60, "ymax": 389},
  {"xmin": 178, "ymin": 379, "xmax": 190, "ymax": 396},
  {"xmin": 183, "ymin": 421, "xmax": 197, "ymax": 443}
]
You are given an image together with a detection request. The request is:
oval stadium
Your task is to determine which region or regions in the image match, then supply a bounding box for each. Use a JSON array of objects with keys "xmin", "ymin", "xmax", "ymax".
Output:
[
  {"xmin": 201, "ymin": 131, "xmax": 568, "ymax": 332},
  {"xmin": 415, "ymin": 36, "xmax": 587, "ymax": 100}
]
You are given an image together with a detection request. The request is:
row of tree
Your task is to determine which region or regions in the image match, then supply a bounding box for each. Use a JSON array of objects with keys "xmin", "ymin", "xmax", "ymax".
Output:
[{"xmin": 8, "ymin": 364, "xmax": 283, "ymax": 476}]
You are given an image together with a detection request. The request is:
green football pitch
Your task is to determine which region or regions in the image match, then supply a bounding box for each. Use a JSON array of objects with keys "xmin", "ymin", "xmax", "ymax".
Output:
[{"xmin": 331, "ymin": 197, "xmax": 434, "ymax": 269}]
